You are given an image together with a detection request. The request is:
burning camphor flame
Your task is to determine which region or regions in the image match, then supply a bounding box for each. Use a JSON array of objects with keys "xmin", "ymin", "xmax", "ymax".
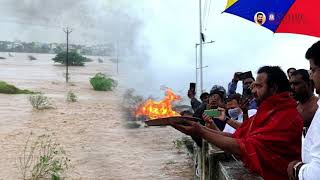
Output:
[{"xmin": 135, "ymin": 89, "xmax": 181, "ymax": 119}]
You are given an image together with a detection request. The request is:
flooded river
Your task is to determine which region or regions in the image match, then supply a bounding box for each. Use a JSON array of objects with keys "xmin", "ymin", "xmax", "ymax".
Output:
[{"xmin": 0, "ymin": 53, "xmax": 193, "ymax": 179}]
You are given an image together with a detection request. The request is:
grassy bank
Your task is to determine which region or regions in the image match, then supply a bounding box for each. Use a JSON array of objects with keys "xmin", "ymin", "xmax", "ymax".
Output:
[{"xmin": 0, "ymin": 81, "xmax": 34, "ymax": 94}]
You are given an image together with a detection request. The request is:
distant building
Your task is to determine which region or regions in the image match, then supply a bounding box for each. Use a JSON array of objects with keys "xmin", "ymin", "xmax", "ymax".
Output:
[{"xmin": 0, "ymin": 40, "xmax": 113, "ymax": 56}]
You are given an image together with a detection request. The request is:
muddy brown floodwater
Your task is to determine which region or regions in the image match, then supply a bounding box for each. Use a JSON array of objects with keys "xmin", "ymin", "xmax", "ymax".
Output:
[{"xmin": 0, "ymin": 53, "xmax": 193, "ymax": 180}]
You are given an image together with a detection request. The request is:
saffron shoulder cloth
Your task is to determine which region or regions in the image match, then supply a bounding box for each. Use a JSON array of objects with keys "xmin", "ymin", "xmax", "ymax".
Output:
[{"xmin": 232, "ymin": 93, "xmax": 303, "ymax": 180}]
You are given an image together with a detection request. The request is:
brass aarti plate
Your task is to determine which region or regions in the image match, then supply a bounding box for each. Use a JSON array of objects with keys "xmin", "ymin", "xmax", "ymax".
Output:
[{"xmin": 145, "ymin": 116, "xmax": 200, "ymax": 126}]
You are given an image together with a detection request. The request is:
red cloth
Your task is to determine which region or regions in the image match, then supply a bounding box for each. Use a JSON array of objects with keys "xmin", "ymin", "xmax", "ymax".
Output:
[{"xmin": 233, "ymin": 92, "xmax": 303, "ymax": 180}]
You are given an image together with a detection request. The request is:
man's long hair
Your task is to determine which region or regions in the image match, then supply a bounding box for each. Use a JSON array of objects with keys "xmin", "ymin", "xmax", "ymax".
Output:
[{"xmin": 257, "ymin": 66, "xmax": 290, "ymax": 93}]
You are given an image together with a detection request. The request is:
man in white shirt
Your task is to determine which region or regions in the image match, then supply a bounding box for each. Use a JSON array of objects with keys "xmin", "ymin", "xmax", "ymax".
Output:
[{"xmin": 287, "ymin": 41, "xmax": 320, "ymax": 180}]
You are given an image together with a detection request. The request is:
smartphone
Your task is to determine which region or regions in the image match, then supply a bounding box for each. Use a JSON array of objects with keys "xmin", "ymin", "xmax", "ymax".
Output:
[
  {"xmin": 189, "ymin": 82, "xmax": 196, "ymax": 94},
  {"xmin": 239, "ymin": 71, "xmax": 253, "ymax": 80},
  {"xmin": 204, "ymin": 109, "xmax": 220, "ymax": 118},
  {"xmin": 235, "ymin": 72, "xmax": 242, "ymax": 77}
]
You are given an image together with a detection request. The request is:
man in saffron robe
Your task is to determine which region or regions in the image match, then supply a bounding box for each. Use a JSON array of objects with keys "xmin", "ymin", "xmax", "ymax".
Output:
[{"xmin": 171, "ymin": 66, "xmax": 303, "ymax": 180}]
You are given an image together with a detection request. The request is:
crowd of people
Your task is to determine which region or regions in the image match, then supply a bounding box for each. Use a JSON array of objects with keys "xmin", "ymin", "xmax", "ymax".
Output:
[{"xmin": 172, "ymin": 41, "xmax": 320, "ymax": 180}]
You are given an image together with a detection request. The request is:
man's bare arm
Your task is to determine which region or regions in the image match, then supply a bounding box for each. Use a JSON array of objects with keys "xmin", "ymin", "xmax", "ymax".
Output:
[
  {"xmin": 203, "ymin": 126, "xmax": 233, "ymax": 137},
  {"xmin": 199, "ymin": 126, "xmax": 241, "ymax": 156}
]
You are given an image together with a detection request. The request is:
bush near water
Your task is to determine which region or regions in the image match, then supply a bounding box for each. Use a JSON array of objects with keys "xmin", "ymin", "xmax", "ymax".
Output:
[
  {"xmin": 0, "ymin": 81, "xmax": 34, "ymax": 94},
  {"xmin": 29, "ymin": 93, "xmax": 54, "ymax": 110},
  {"xmin": 90, "ymin": 73, "xmax": 117, "ymax": 91},
  {"xmin": 18, "ymin": 133, "xmax": 70, "ymax": 180},
  {"xmin": 173, "ymin": 137, "xmax": 194, "ymax": 155},
  {"xmin": 67, "ymin": 91, "xmax": 78, "ymax": 102}
]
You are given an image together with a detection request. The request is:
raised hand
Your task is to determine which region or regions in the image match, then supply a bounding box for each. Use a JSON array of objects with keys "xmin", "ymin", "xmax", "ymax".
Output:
[{"xmin": 217, "ymin": 107, "xmax": 227, "ymax": 121}]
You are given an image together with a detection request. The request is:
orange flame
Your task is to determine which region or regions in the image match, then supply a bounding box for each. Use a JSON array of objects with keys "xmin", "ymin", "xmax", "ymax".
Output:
[{"xmin": 135, "ymin": 89, "xmax": 181, "ymax": 119}]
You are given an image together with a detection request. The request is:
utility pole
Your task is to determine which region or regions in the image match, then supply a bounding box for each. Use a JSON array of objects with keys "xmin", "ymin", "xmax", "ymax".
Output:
[
  {"xmin": 63, "ymin": 27, "xmax": 73, "ymax": 83},
  {"xmin": 195, "ymin": 44, "xmax": 198, "ymax": 92},
  {"xmin": 195, "ymin": 40, "xmax": 214, "ymax": 94},
  {"xmin": 199, "ymin": 0, "xmax": 203, "ymax": 93},
  {"xmin": 199, "ymin": 2, "xmax": 209, "ymax": 180}
]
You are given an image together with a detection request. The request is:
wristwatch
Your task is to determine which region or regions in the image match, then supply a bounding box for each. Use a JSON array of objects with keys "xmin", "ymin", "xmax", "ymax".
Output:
[{"xmin": 293, "ymin": 161, "xmax": 304, "ymax": 179}]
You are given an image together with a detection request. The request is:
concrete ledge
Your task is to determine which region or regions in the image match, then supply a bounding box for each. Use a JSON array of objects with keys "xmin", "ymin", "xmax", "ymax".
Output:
[
  {"xmin": 207, "ymin": 145, "xmax": 263, "ymax": 180},
  {"xmin": 218, "ymin": 161, "xmax": 262, "ymax": 180}
]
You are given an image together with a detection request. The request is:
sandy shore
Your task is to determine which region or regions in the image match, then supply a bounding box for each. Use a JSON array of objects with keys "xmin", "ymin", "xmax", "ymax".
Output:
[{"xmin": 0, "ymin": 53, "xmax": 193, "ymax": 180}]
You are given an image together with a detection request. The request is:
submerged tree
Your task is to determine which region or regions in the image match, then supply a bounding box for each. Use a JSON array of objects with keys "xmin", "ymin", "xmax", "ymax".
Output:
[{"xmin": 52, "ymin": 51, "xmax": 91, "ymax": 66}]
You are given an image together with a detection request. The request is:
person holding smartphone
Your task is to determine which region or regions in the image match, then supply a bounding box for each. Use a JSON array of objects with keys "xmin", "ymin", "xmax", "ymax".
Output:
[
  {"xmin": 201, "ymin": 86, "xmax": 227, "ymax": 131},
  {"xmin": 171, "ymin": 66, "xmax": 303, "ymax": 180},
  {"xmin": 228, "ymin": 71, "xmax": 257, "ymax": 110},
  {"xmin": 187, "ymin": 83, "xmax": 210, "ymax": 112}
]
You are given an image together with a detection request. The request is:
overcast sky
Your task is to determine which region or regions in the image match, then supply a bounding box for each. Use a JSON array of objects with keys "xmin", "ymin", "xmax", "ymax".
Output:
[{"xmin": 0, "ymin": 0, "xmax": 318, "ymax": 97}]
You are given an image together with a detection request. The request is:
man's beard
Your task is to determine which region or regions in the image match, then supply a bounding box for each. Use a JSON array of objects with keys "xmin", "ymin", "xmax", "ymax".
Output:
[
  {"xmin": 254, "ymin": 89, "xmax": 273, "ymax": 107},
  {"xmin": 291, "ymin": 91, "xmax": 300, "ymax": 101},
  {"xmin": 255, "ymin": 98, "xmax": 262, "ymax": 107}
]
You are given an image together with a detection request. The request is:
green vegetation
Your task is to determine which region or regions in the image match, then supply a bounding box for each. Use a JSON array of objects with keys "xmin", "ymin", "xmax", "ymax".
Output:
[
  {"xmin": 173, "ymin": 138, "xmax": 184, "ymax": 152},
  {"xmin": 173, "ymin": 137, "xmax": 194, "ymax": 155},
  {"xmin": 90, "ymin": 73, "xmax": 117, "ymax": 91},
  {"xmin": 66, "ymin": 91, "xmax": 77, "ymax": 102},
  {"xmin": 0, "ymin": 41, "xmax": 113, "ymax": 56},
  {"xmin": 52, "ymin": 51, "xmax": 92, "ymax": 66},
  {"xmin": 29, "ymin": 94, "xmax": 54, "ymax": 110},
  {"xmin": 18, "ymin": 133, "xmax": 70, "ymax": 180},
  {"xmin": 0, "ymin": 81, "xmax": 34, "ymax": 94}
]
